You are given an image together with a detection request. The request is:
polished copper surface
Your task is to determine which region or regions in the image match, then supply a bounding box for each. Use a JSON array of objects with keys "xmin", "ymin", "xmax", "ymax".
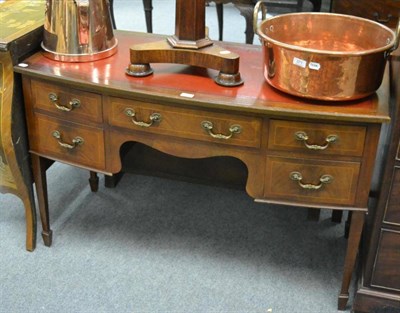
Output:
[
  {"xmin": 42, "ymin": 0, "xmax": 117, "ymax": 62},
  {"xmin": 15, "ymin": 31, "xmax": 390, "ymax": 123},
  {"xmin": 255, "ymin": 4, "xmax": 398, "ymax": 101}
]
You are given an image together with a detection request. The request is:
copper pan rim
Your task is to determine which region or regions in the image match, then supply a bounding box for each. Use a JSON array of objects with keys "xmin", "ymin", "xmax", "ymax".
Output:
[{"xmin": 256, "ymin": 12, "xmax": 396, "ymax": 56}]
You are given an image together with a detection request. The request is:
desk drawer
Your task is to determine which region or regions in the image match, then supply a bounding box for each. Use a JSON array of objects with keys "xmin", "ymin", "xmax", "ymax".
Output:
[
  {"xmin": 268, "ymin": 120, "xmax": 366, "ymax": 157},
  {"xmin": 108, "ymin": 97, "xmax": 262, "ymax": 148},
  {"xmin": 383, "ymin": 166, "xmax": 400, "ymax": 225},
  {"xmin": 264, "ymin": 156, "xmax": 360, "ymax": 205},
  {"xmin": 371, "ymin": 229, "xmax": 400, "ymax": 291},
  {"xmin": 31, "ymin": 80, "xmax": 103, "ymax": 124},
  {"xmin": 30, "ymin": 114, "xmax": 105, "ymax": 170}
]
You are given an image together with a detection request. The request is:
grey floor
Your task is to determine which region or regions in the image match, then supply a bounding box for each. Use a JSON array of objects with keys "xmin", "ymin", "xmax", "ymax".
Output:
[{"xmin": 0, "ymin": 1, "xmax": 354, "ymax": 312}]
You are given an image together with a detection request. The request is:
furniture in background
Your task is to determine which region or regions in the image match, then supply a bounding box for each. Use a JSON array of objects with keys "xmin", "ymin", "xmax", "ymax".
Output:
[
  {"xmin": 109, "ymin": 0, "xmax": 153, "ymax": 32},
  {"xmin": 0, "ymin": 0, "xmax": 45, "ymax": 251},
  {"xmin": 15, "ymin": 30, "xmax": 390, "ymax": 310},
  {"xmin": 331, "ymin": 0, "xmax": 399, "ymax": 29},
  {"xmin": 210, "ymin": 0, "xmax": 322, "ymax": 44},
  {"xmin": 351, "ymin": 43, "xmax": 400, "ymax": 313},
  {"xmin": 109, "ymin": 0, "xmax": 322, "ymax": 43},
  {"xmin": 330, "ymin": 1, "xmax": 400, "ymax": 311}
]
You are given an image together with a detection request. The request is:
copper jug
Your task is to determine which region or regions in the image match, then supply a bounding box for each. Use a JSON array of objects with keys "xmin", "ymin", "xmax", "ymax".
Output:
[{"xmin": 42, "ymin": 0, "xmax": 118, "ymax": 62}]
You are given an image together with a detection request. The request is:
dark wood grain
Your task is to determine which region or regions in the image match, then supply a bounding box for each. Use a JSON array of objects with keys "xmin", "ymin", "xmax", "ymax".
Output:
[
  {"xmin": 332, "ymin": 0, "xmax": 400, "ymax": 29},
  {"xmin": 352, "ymin": 48, "xmax": 400, "ymax": 313},
  {"xmin": 0, "ymin": 0, "xmax": 45, "ymax": 251},
  {"xmin": 17, "ymin": 30, "xmax": 391, "ymax": 310},
  {"xmin": 14, "ymin": 31, "xmax": 390, "ymax": 124}
]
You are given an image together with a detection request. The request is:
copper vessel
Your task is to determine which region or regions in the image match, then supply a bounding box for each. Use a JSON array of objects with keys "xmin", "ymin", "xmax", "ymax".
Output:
[
  {"xmin": 42, "ymin": 0, "xmax": 117, "ymax": 62},
  {"xmin": 254, "ymin": 1, "xmax": 399, "ymax": 101}
]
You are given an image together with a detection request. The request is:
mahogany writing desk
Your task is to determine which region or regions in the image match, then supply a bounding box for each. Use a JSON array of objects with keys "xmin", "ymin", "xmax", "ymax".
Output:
[{"xmin": 15, "ymin": 30, "xmax": 390, "ymax": 310}]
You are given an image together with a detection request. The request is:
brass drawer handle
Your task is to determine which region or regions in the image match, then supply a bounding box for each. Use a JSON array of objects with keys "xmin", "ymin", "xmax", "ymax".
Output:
[
  {"xmin": 201, "ymin": 121, "xmax": 242, "ymax": 140},
  {"xmin": 295, "ymin": 131, "xmax": 338, "ymax": 150},
  {"xmin": 290, "ymin": 171, "xmax": 333, "ymax": 190},
  {"xmin": 48, "ymin": 93, "xmax": 81, "ymax": 112},
  {"xmin": 124, "ymin": 108, "xmax": 162, "ymax": 127},
  {"xmin": 52, "ymin": 130, "xmax": 84, "ymax": 149}
]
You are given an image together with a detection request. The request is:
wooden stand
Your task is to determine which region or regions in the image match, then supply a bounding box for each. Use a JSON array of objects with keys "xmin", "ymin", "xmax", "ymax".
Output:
[{"xmin": 127, "ymin": 0, "xmax": 243, "ymax": 86}]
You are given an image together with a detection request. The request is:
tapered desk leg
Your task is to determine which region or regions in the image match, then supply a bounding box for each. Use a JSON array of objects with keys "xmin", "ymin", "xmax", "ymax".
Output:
[
  {"xmin": 338, "ymin": 211, "xmax": 364, "ymax": 310},
  {"xmin": 31, "ymin": 154, "xmax": 52, "ymax": 247}
]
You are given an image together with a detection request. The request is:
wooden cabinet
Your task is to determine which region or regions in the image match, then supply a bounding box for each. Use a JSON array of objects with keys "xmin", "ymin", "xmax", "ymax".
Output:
[
  {"xmin": 331, "ymin": 0, "xmax": 400, "ymax": 29},
  {"xmin": 15, "ymin": 31, "xmax": 390, "ymax": 310},
  {"xmin": 352, "ymin": 52, "xmax": 400, "ymax": 313},
  {"xmin": 0, "ymin": 0, "xmax": 44, "ymax": 251}
]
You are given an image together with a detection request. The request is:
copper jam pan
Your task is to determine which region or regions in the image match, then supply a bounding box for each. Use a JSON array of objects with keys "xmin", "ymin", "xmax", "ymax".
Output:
[{"xmin": 253, "ymin": 1, "xmax": 400, "ymax": 101}]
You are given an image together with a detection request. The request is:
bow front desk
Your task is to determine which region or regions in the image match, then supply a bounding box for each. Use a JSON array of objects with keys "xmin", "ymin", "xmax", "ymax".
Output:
[{"xmin": 14, "ymin": 30, "xmax": 390, "ymax": 310}]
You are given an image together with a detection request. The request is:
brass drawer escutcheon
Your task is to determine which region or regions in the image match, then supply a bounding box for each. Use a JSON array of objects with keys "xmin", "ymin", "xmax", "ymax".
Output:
[
  {"xmin": 124, "ymin": 108, "xmax": 162, "ymax": 127},
  {"xmin": 201, "ymin": 120, "xmax": 242, "ymax": 140},
  {"xmin": 295, "ymin": 131, "xmax": 338, "ymax": 151},
  {"xmin": 48, "ymin": 93, "xmax": 81, "ymax": 112},
  {"xmin": 290, "ymin": 171, "xmax": 333, "ymax": 190},
  {"xmin": 52, "ymin": 130, "xmax": 84, "ymax": 149}
]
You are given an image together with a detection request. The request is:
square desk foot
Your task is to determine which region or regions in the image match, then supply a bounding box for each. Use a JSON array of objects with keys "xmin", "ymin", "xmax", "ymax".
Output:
[
  {"xmin": 42, "ymin": 230, "xmax": 53, "ymax": 247},
  {"xmin": 338, "ymin": 293, "xmax": 349, "ymax": 310}
]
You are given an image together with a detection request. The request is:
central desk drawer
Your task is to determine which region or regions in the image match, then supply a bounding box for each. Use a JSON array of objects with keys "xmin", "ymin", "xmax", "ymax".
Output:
[
  {"xmin": 108, "ymin": 97, "xmax": 262, "ymax": 148},
  {"xmin": 264, "ymin": 156, "xmax": 360, "ymax": 205},
  {"xmin": 30, "ymin": 114, "xmax": 105, "ymax": 170},
  {"xmin": 268, "ymin": 120, "xmax": 366, "ymax": 157}
]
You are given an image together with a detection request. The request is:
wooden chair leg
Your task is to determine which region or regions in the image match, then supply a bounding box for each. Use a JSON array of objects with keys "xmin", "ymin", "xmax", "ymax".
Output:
[
  {"xmin": 142, "ymin": 0, "xmax": 153, "ymax": 33},
  {"xmin": 337, "ymin": 211, "xmax": 364, "ymax": 310},
  {"xmin": 331, "ymin": 210, "xmax": 343, "ymax": 223},
  {"xmin": 31, "ymin": 154, "xmax": 52, "ymax": 247},
  {"xmin": 307, "ymin": 208, "xmax": 321, "ymax": 221},
  {"xmin": 296, "ymin": 0, "xmax": 305, "ymax": 11},
  {"xmin": 216, "ymin": 3, "xmax": 223, "ymax": 41},
  {"xmin": 234, "ymin": 4, "xmax": 255, "ymax": 44},
  {"xmin": 308, "ymin": 0, "xmax": 322, "ymax": 11},
  {"xmin": 345, "ymin": 211, "xmax": 352, "ymax": 239},
  {"xmin": 89, "ymin": 171, "xmax": 99, "ymax": 192},
  {"xmin": 108, "ymin": 0, "xmax": 116, "ymax": 29}
]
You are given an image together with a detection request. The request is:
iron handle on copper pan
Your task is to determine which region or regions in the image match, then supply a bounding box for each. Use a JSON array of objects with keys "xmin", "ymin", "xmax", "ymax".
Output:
[
  {"xmin": 386, "ymin": 18, "xmax": 400, "ymax": 58},
  {"xmin": 253, "ymin": 1, "xmax": 267, "ymax": 36}
]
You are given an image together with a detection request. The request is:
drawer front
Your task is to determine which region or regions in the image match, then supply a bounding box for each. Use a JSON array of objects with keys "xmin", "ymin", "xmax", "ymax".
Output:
[
  {"xmin": 268, "ymin": 120, "xmax": 366, "ymax": 157},
  {"xmin": 384, "ymin": 166, "xmax": 400, "ymax": 225},
  {"xmin": 264, "ymin": 156, "xmax": 360, "ymax": 205},
  {"xmin": 30, "ymin": 114, "xmax": 105, "ymax": 170},
  {"xmin": 31, "ymin": 80, "xmax": 103, "ymax": 124},
  {"xmin": 371, "ymin": 229, "xmax": 400, "ymax": 291},
  {"xmin": 108, "ymin": 97, "xmax": 262, "ymax": 148},
  {"xmin": 332, "ymin": 0, "xmax": 400, "ymax": 28}
]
